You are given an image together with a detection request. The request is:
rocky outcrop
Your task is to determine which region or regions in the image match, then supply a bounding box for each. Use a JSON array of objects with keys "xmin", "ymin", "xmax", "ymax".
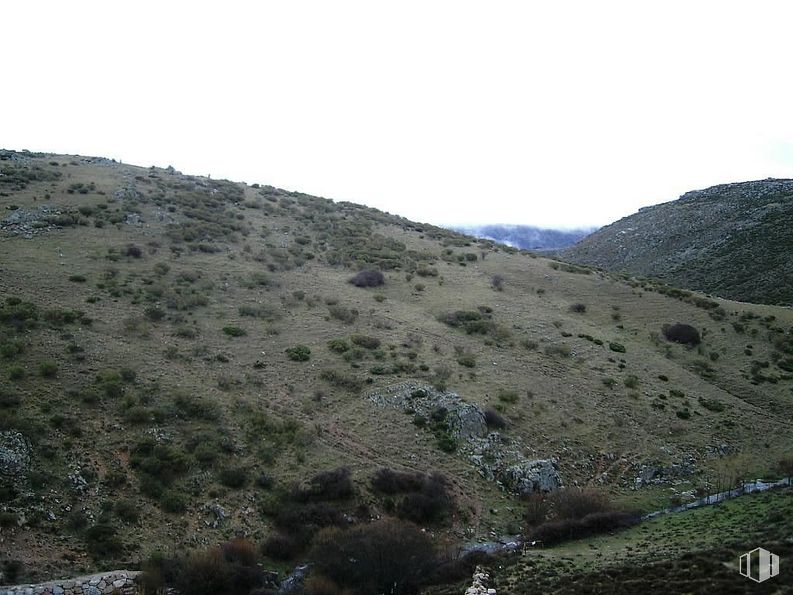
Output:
[
  {"xmin": 0, "ymin": 432, "xmax": 31, "ymax": 479},
  {"xmin": 501, "ymin": 459, "xmax": 562, "ymax": 495},
  {"xmin": 0, "ymin": 570, "xmax": 139, "ymax": 595},
  {"xmin": 464, "ymin": 566, "xmax": 496, "ymax": 595},
  {"xmin": 368, "ymin": 383, "xmax": 488, "ymax": 441},
  {"xmin": 369, "ymin": 383, "xmax": 562, "ymax": 496}
]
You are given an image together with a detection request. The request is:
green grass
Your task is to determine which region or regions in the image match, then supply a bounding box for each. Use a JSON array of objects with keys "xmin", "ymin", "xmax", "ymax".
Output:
[{"xmin": 496, "ymin": 487, "xmax": 793, "ymax": 593}]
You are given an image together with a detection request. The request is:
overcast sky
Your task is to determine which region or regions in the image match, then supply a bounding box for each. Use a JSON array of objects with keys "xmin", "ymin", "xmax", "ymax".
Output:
[{"xmin": 3, "ymin": 1, "xmax": 793, "ymax": 228}]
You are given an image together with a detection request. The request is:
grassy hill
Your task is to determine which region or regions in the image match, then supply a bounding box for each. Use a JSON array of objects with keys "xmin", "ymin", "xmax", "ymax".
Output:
[
  {"xmin": 562, "ymin": 179, "xmax": 793, "ymax": 306},
  {"xmin": 1, "ymin": 150, "xmax": 792, "ymax": 587}
]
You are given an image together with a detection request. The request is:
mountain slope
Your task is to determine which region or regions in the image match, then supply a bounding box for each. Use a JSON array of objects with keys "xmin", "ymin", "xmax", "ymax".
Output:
[
  {"xmin": 563, "ymin": 179, "xmax": 793, "ymax": 305},
  {"xmin": 1, "ymin": 150, "xmax": 792, "ymax": 584}
]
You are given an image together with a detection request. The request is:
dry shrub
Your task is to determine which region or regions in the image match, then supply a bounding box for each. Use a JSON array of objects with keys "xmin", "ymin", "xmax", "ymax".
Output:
[
  {"xmin": 349, "ymin": 269, "xmax": 385, "ymax": 288},
  {"xmin": 309, "ymin": 518, "xmax": 437, "ymax": 595},
  {"xmin": 530, "ymin": 510, "xmax": 640, "ymax": 545},
  {"xmin": 663, "ymin": 323, "xmax": 701, "ymax": 346}
]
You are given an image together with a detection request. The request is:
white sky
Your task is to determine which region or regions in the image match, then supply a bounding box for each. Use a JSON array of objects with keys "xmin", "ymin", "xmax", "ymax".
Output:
[{"xmin": 3, "ymin": 1, "xmax": 793, "ymax": 228}]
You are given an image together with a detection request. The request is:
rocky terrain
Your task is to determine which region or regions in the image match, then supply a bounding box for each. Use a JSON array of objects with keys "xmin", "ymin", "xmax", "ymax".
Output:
[
  {"xmin": 563, "ymin": 178, "xmax": 793, "ymax": 305},
  {"xmin": 1, "ymin": 150, "xmax": 791, "ymax": 591}
]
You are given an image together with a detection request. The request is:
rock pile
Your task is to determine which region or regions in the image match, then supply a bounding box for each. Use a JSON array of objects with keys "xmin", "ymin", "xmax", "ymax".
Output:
[
  {"xmin": 464, "ymin": 566, "xmax": 496, "ymax": 595},
  {"xmin": 0, "ymin": 431, "xmax": 31, "ymax": 479}
]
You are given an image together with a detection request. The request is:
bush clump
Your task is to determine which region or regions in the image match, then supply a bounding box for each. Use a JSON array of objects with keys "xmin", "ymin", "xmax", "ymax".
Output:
[
  {"xmin": 285, "ymin": 345, "xmax": 311, "ymax": 361},
  {"xmin": 319, "ymin": 368, "xmax": 364, "ymax": 392},
  {"xmin": 327, "ymin": 339, "xmax": 350, "ymax": 353},
  {"xmin": 309, "ymin": 518, "xmax": 438, "ymax": 595},
  {"xmin": 663, "ymin": 323, "xmax": 701, "ymax": 346},
  {"xmin": 140, "ymin": 539, "xmax": 272, "ymax": 595},
  {"xmin": 371, "ymin": 469, "xmax": 453, "ymax": 525},
  {"xmin": 293, "ymin": 467, "xmax": 355, "ymax": 502},
  {"xmin": 484, "ymin": 407, "xmax": 507, "ymax": 429},
  {"xmin": 524, "ymin": 488, "xmax": 640, "ymax": 545},
  {"xmin": 349, "ymin": 269, "xmax": 385, "ymax": 288},
  {"xmin": 328, "ymin": 305, "xmax": 358, "ymax": 324},
  {"xmin": 351, "ymin": 335, "xmax": 381, "ymax": 349},
  {"xmin": 222, "ymin": 326, "xmax": 247, "ymax": 337},
  {"xmin": 39, "ymin": 361, "xmax": 58, "ymax": 378}
]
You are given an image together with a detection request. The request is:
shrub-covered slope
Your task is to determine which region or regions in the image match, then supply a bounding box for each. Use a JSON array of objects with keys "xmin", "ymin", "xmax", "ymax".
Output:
[
  {"xmin": 1, "ymin": 150, "xmax": 792, "ymax": 584},
  {"xmin": 563, "ymin": 179, "xmax": 793, "ymax": 306}
]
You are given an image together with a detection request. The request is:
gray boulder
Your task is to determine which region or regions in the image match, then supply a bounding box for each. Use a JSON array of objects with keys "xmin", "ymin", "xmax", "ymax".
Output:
[
  {"xmin": 500, "ymin": 459, "xmax": 561, "ymax": 495},
  {"xmin": 447, "ymin": 403, "xmax": 488, "ymax": 440},
  {"xmin": 0, "ymin": 431, "xmax": 31, "ymax": 479}
]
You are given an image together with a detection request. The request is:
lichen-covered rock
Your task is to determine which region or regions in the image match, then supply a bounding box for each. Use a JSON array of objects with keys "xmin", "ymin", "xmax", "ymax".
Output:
[
  {"xmin": 446, "ymin": 403, "xmax": 487, "ymax": 440},
  {"xmin": 500, "ymin": 459, "xmax": 561, "ymax": 495},
  {"xmin": 368, "ymin": 382, "xmax": 488, "ymax": 440},
  {"xmin": 0, "ymin": 431, "xmax": 31, "ymax": 479}
]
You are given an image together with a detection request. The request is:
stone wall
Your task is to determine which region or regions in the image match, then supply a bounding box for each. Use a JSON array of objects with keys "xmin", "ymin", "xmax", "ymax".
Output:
[{"xmin": 0, "ymin": 570, "xmax": 139, "ymax": 595}]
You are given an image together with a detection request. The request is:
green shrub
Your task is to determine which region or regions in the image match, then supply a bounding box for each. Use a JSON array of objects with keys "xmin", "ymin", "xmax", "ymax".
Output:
[
  {"xmin": 8, "ymin": 366, "xmax": 25, "ymax": 381},
  {"xmin": 609, "ymin": 342, "xmax": 626, "ymax": 353},
  {"xmin": 39, "ymin": 361, "xmax": 58, "ymax": 378},
  {"xmin": 286, "ymin": 345, "xmax": 311, "ymax": 361},
  {"xmin": 0, "ymin": 389, "xmax": 21, "ymax": 408},
  {"xmin": 0, "ymin": 339, "xmax": 24, "ymax": 359},
  {"xmin": 68, "ymin": 274, "xmax": 87, "ymax": 283},
  {"xmin": 83, "ymin": 523, "xmax": 124, "ymax": 557},
  {"xmin": 456, "ymin": 354, "xmax": 476, "ymax": 368},
  {"xmin": 174, "ymin": 392, "xmax": 219, "ymax": 420},
  {"xmin": 327, "ymin": 339, "xmax": 350, "ymax": 353},
  {"xmin": 623, "ymin": 375, "xmax": 639, "ymax": 389},
  {"xmin": 497, "ymin": 390, "xmax": 519, "ymax": 404},
  {"xmin": 219, "ymin": 467, "xmax": 248, "ymax": 489},
  {"xmin": 160, "ymin": 490, "xmax": 187, "ymax": 513},
  {"xmin": 436, "ymin": 433, "xmax": 457, "ymax": 453},
  {"xmin": 114, "ymin": 499, "xmax": 140, "ymax": 524},
  {"xmin": 222, "ymin": 326, "xmax": 246, "ymax": 337},
  {"xmin": 698, "ymin": 397, "xmax": 725, "ymax": 412}
]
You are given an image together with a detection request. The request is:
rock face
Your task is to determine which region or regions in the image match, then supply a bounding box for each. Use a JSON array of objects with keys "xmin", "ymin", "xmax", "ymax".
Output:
[
  {"xmin": 0, "ymin": 431, "xmax": 31, "ymax": 480},
  {"xmin": 501, "ymin": 459, "xmax": 562, "ymax": 495},
  {"xmin": 563, "ymin": 178, "xmax": 793, "ymax": 306},
  {"xmin": 369, "ymin": 383, "xmax": 562, "ymax": 496}
]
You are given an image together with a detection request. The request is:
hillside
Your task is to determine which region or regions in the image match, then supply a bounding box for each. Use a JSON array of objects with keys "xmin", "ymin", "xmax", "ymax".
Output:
[
  {"xmin": 1, "ymin": 150, "xmax": 792, "ymax": 588},
  {"xmin": 451, "ymin": 225, "xmax": 593, "ymax": 252},
  {"xmin": 563, "ymin": 179, "xmax": 793, "ymax": 306}
]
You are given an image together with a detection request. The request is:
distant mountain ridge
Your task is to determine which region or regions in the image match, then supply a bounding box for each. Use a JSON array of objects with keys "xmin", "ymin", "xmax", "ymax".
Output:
[
  {"xmin": 563, "ymin": 178, "xmax": 793, "ymax": 306},
  {"xmin": 452, "ymin": 224, "xmax": 594, "ymax": 251}
]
